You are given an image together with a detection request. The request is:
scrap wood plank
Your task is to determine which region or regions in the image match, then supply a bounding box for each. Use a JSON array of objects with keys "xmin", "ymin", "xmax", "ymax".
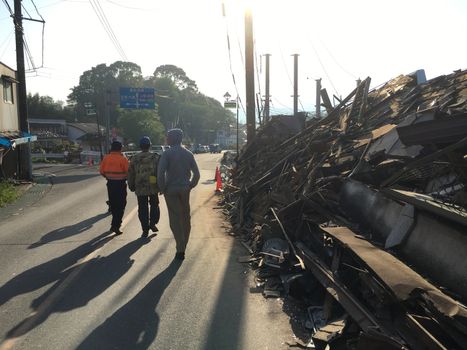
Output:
[{"xmin": 321, "ymin": 88, "xmax": 334, "ymax": 114}]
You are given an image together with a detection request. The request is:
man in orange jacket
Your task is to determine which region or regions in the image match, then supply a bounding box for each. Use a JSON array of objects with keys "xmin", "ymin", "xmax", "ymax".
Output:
[{"xmin": 100, "ymin": 141, "xmax": 129, "ymax": 235}]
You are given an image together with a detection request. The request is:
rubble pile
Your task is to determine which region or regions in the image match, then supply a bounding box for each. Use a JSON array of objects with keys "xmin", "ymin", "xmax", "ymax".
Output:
[{"xmin": 224, "ymin": 70, "xmax": 467, "ymax": 349}]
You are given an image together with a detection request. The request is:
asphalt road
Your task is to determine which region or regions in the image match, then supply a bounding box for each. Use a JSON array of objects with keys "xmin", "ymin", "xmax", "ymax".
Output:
[{"xmin": 0, "ymin": 153, "xmax": 294, "ymax": 350}]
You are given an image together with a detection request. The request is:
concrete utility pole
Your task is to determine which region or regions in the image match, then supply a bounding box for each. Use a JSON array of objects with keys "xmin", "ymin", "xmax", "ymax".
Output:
[
  {"xmin": 14, "ymin": 0, "xmax": 31, "ymax": 179},
  {"xmin": 105, "ymin": 89, "xmax": 111, "ymax": 153},
  {"xmin": 292, "ymin": 54, "xmax": 299, "ymax": 117},
  {"xmin": 244, "ymin": 8, "xmax": 255, "ymax": 143},
  {"xmin": 316, "ymin": 78, "xmax": 322, "ymax": 119},
  {"xmin": 264, "ymin": 54, "xmax": 270, "ymax": 122}
]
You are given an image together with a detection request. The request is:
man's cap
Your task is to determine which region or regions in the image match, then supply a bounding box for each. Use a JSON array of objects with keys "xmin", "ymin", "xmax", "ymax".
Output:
[
  {"xmin": 167, "ymin": 128, "xmax": 183, "ymax": 145},
  {"xmin": 140, "ymin": 136, "xmax": 151, "ymax": 146}
]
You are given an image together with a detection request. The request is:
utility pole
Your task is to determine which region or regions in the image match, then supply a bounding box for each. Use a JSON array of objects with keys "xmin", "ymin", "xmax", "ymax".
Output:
[
  {"xmin": 292, "ymin": 54, "xmax": 299, "ymax": 117},
  {"xmin": 14, "ymin": 0, "xmax": 31, "ymax": 179},
  {"xmin": 236, "ymin": 95, "xmax": 239, "ymax": 155},
  {"xmin": 264, "ymin": 53, "xmax": 270, "ymax": 122},
  {"xmin": 316, "ymin": 78, "xmax": 322, "ymax": 119},
  {"xmin": 245, "ymin": 8, "xmax": 255, "ymax": 143},
  {"xmin": 105, "ymin": 89, "xmax": 111, "ymax": 153}
]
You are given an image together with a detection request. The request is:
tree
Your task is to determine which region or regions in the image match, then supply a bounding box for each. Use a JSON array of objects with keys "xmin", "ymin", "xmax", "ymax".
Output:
[
  {"xmin": 153, "ymin": 65, "xmax": 197, "ymax": 92},
  {"xmin": 68, "ymin": 61, "xmax": 144, "ymax": 124},
  {"xmin": 117, "ymin": 109, "xmax": 165, "ymax": 145},
  {"xmin": 69, "ymin": 61, "xmax": 235, "ymax": 146},
  {"xmin": 27, "ymin": 93, "xmax": 74, "ymax": 120}
]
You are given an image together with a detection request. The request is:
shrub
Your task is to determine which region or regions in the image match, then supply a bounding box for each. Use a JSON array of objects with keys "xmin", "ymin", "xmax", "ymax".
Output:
[{"xmin": 0, "ymin": 181, "xmax": 18, "ymax": 207}]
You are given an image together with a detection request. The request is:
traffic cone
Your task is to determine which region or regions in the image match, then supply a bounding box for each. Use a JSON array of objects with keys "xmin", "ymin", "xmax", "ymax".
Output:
[
  {"xmin": 88, "ymin": 158, "xmax": 93, "ymax": 166},
  {"xmin": 215, "ymin": 166, "xmax": 223, "ymax": 193}
]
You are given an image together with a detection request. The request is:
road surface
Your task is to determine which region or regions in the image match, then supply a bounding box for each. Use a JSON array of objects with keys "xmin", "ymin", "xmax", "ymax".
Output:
[{"xmin": 0, "ymin": 153, "xmax": 294, "ymax": 350}]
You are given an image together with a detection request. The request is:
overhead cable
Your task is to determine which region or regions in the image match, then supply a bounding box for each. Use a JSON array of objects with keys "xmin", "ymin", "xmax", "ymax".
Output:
[
  {"xmin": 104, "ymin": 0, "xmax": 156, "ymax": 11},
  {"xmin": 89, "ymin": 0, "xmax": 127, "ymax": 60},
  {"xmin": 90, "ymin": 0, "xmax": 127, "ymax": 60},
  {"xmin": 307, "ymin": 36, "xmax": 339, "ymax": 97},
  {"xmin": 221, "ymin": 1, "xmax": 246, "ymax": 115},
  {"xmin": 254, "ymin": 45, "xmax": 262, "ymax": 111},
  {"xmin": 0, "ymin": 30, "xmax": 13, "ymax": 59},
  {"xmin": 30, "ymin": 0, "xmax": 45, "ymax": 21},
  {"xmin": 21, "ymin": 3, "xmax": 33, "ymax": 18},
  {"xmin": 1, "ymin": 0, "xmax": 13, "ymax": 15},
  {"xmin": 27, "ymin": 0, "xmax": 46, "ymax": 68}
]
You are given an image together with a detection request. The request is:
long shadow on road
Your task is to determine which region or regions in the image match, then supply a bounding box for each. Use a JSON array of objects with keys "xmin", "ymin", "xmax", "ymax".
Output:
[
  {"xmin": 0, "ymin": 231, "xmax": 114, "ymax": 309},
  {"xmin": 76, "ymin": 258, "xmax": 182, "ymax": 350},
  {"xmin": 50, "ymin": 174, "xmax": 99, "ymax": 185},
  {"xmin": 28, "ymin": 212, "xmax": 109, "ymax": 249},
  {"xmin": 202, "ymin": 240, "xmax": 247, "ymax": 350},
  {"xmin": 5, "ymin": 238, "xmax": 149, "ymax": 338}
]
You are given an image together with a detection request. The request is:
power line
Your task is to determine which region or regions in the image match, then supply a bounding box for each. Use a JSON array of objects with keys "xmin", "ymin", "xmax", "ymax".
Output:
[
  {"xmin": 30, "ymin": 0, "xmax": 45, "ymax": 21},
  {"xmin": 88, "ymin": 0, "xmax": 127, "ymax": 60},
  {"xmin": 104, "ymin": 0, "xmax": 156, "ymax": 11},
  {"xmin": 23, "ymin": 35, "xmax": 36, "ymax": 70},
  {"xmin": 271, "ymin": 97, "xmax": 293, "ymax": 111},
  {"xmin": 254, "ymin": 45, "xmax": 262, "ymax": 110},
  {"xmin": 319, "ymin": 39, "xmax": 357, "ymax": 80},
  {"xmin": 0, "ymin": 30, "xmax": 13, "ymax": 59},
  {"xmin": 1, "ymin": 0, "xmax": 13, "ymax": 15},
  {"xmin": 21, "ymin": 3, "xmax": 32, "ymax": 18},
  {"xmin": 27, "ymin": 0, "xmax": 46, "ymax": 68},
  {"xmin": 307, "ymin": 36, "xmax": 340, "ymax": 97},
  {"xmin": 221, "ymin": 2, "xmax": 246, "ymax": 115},
  {"xmin": 90, "ymin": 0, "xmax": 127, "ymax": 60},
  {"xmin": 278, "ymin": 42, "xmax": 293, "ymax": 88}
]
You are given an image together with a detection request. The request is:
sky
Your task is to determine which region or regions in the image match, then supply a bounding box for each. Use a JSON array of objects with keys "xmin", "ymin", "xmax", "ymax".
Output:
[{"xmin": 0, "ymin": 0, "xmax": 466, "ymax": 121}]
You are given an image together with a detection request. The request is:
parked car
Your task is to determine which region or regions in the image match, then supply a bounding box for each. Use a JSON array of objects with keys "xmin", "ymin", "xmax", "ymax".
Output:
[
  {"xmin": 193, "ymin": 144, "xmax": 208, "ymax": 154},
  {"xmin": 209, "ymin": 144, "xmax": 221, "ymax": 153}
]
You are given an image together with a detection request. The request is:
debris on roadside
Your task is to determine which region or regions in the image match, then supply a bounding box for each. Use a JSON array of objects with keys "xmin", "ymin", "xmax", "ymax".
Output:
[{"xmin": 222, "ymin": 69, "xmax": 467, "ymax": 349}]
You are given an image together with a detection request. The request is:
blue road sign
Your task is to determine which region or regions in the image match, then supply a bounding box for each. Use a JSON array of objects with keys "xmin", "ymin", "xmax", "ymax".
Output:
[{"xmin": 120, "ymin": 87, "xmax": 156, "ymax": 109}]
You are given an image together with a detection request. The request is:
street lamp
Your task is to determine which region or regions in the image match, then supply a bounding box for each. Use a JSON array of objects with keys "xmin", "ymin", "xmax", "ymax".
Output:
[{"xmin": 223, "ymin": 92, "xmax": 239, "ymax": 155}]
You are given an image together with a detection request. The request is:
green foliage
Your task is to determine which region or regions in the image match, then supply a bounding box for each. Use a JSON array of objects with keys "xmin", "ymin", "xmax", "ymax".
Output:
[
  {"xmin": 153, "ymin": 64, "xmax": 197, "ymax": 92},
  {"xmin": 70, "ymin": 61, "xmax": 235, "ymax": 145},
  {"xmin": 0, "ymin": 181, "xmax": 18, "ymax": 207},
  {"xmin": 27, "ymin": 93, "xmax": 73, "ymax": 120},
  {"xmin": 68, "ymin": 61, "xmax": 144, "ymax": 124},
  {"xmin": 117, "ymin": 109, "xmax": 165, "ymax": 145}
]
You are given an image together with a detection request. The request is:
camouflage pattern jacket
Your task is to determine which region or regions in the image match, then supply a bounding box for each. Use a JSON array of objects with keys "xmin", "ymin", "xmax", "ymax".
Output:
[{"xmin": 128, "ymin": 151, "xmax": 160, "ymax": 196}]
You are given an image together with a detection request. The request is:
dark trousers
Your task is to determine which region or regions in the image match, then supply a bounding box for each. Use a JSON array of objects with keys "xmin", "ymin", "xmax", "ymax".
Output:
[
  {"xmin": 137, "ymin": 195, "xmax": 160, "ymax": 232},
  {"xmin": 164, "ymin": 190, "xmax": 191, "ymax": 253},
  {"xmin": 107, "ymin": 180, "xmax": 127, "ymax": 229}
]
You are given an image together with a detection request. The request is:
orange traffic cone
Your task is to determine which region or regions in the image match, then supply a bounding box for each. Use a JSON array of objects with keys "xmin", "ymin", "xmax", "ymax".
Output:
[{"xmin": 215, "ymin": 166, "xmax": 223, "ymax": 193}]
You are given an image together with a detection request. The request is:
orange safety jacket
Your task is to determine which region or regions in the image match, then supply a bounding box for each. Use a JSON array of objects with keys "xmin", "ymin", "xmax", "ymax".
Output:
[{"xmin": 99, "ymin": 151, "xmax": 129, "ymax": 180}]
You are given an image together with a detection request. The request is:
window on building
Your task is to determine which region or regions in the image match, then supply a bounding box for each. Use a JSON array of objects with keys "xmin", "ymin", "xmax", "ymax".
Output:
[{"xmin": 3, "ymin": 80, "xmax": 14, "ymax": 104}]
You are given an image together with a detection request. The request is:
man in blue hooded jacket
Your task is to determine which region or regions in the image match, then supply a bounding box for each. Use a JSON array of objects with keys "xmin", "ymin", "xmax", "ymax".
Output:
[{"xmin": 157, "ymin": 129, "xmax": 200, "ymax": 260}]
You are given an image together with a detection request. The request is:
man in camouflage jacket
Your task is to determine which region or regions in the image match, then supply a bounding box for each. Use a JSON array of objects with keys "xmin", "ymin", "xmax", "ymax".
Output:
[{"xmin": 128, "ymin": 136, "xmax": 160, "ymax": 238}]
